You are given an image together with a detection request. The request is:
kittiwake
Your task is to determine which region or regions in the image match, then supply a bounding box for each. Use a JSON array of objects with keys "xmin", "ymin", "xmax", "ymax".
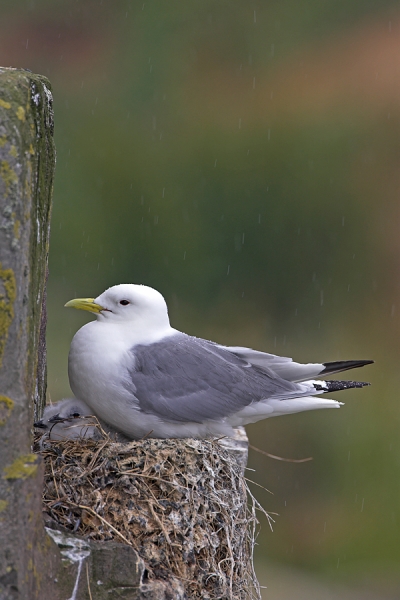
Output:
[{"xmin": 65, "ymin": 284, "xmax": 373, "ymax": 439}]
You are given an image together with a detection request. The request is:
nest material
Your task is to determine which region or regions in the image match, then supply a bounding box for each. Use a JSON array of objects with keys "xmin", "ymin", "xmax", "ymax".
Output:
[{"xmin": 36, "ymin": 434, "xmax": 264, "ymax": 600}]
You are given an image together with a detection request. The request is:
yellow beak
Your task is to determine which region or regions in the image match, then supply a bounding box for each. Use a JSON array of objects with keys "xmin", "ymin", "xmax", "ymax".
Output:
[{"xmin": 64, "ymin": 297, "xmax": 104, "ymax": 314}]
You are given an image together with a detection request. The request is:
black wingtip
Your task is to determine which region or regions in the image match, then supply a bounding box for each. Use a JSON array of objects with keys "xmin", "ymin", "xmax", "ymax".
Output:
[
  {"xmin": 315, "ymin": 380, "xmax": 371, "ymax": 393},
  {"xmin": 322, "ymin": 360, "xmax": 374, "ymax": 376}
]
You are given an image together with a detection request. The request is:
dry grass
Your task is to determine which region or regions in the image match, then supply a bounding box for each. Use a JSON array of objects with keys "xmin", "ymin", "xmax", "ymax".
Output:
[{"xmin": 35, "ymin": 433, "xmax": 268, "ymax": 599}]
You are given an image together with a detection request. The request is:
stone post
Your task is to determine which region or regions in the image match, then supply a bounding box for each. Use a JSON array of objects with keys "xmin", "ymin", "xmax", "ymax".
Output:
[{"xmin": 0, "ymin": 67, "xmax": 61, "ymax": 600}]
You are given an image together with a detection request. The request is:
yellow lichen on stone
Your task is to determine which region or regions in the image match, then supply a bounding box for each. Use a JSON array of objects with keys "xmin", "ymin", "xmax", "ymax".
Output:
[
  {"xmin": 29, "ymin": 144, "xmax": 35, "ymax": 155},
  {"xmin": 9, "ymin": 145, "xmax": 18, "ymax": 158},
  {"xmin": 0, "ymin": 395, "xmax": 14, "ymax": 426},
  {"xmin": 0, "ymin": 136, "xmax": 6, "ymax": 147},
  {"xmin": 13, "ymin": 219, "xmax": 20, "ymax": 240},
  {"xmin": 0, "ymin": 499, "xmax": 8, "ymax": 512},
  {"xmin": 16, "ymin": 106, "xmax": 25, "ymax": 121},
  {"xmin": 0, "ymin": 264, "xmax": 17, "ymax": 367},
  {"xmin": 0, "ymin": 99, "xmax": 11, "ymax": 109},
  {"xmin": 0, "ymin": 160, "xmax": 18, "ymax": 196},
  {"xmin": 3, "ymin": 454, "xmax": 38, "ymax": 480}
]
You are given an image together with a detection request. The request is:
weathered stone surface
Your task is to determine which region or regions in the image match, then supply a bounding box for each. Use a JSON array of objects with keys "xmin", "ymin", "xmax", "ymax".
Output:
[
  {"xmin": 45, "ymin": 530, "xmax": 145, "ymax": 600},
  {"xmin": 0, "ymin": 67, "xmax": 58, "ymax": 600},
  {"xmin": 44, "ymin": 527, "xmax": 186, "ymax": 600}
]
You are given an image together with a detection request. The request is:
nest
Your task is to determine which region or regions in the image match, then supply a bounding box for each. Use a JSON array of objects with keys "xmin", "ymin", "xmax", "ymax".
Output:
[{"xmin": 35, "ymin": 434, "xmax": 266, "ymax": 600}]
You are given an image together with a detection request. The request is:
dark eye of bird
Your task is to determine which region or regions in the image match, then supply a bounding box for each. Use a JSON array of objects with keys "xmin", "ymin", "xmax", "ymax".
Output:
[
  {"xmin": 119, "ymin": 300, "xmax": 130, "ymax": 306},
  {"xmin": 71, "ymin": 412, "xmax": 81, "ymax": 418}
]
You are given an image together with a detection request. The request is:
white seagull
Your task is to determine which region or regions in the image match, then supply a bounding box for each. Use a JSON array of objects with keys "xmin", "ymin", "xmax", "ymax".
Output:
[{"xmin": 65, "ymin": 284, "xmax": 373, "ymax": 439}]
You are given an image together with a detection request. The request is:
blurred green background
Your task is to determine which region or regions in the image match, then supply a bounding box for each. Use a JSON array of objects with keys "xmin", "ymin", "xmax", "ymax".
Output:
[{"xmin": 2, "ymin": 0, "xmax": 399, "ymax": 597}]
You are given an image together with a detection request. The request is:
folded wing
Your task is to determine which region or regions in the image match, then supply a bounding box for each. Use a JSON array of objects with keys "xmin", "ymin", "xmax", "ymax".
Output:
[
  {"xmin": 128, "ymin": 335, "xmax": 371, "ymax": 424},
  {"xmin": 222, "ymin": 345, "xmax": 373, "ymax": 382}
]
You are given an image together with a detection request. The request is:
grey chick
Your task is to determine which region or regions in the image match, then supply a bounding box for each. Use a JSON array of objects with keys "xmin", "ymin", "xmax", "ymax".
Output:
[
  {"xmin": 34, "ymin": 398, "xmax": 132, "ymax": 442},
  {"xmin": 34, "ymin": 398, "xmax": 102, "ymax": 441}
]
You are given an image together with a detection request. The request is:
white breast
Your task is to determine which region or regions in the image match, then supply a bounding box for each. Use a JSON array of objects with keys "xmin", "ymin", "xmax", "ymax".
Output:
[{"xmin": 67, "ymin": 320, "xmax": 178, "ymax": 436}]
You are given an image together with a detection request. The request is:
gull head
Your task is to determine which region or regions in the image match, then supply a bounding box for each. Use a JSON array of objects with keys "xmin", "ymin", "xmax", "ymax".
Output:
[{"xmin": 65, "ymin": 283, "xmax": 171, "ymax": 329}]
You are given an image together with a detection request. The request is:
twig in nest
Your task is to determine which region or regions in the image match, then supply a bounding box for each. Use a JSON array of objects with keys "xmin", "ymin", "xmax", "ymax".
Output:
[
  {"xmin": 249, "ymin": 443, "xmax": 313, "ymax": 463},
  {"xmin": 72, "ymin": 502, "xmax": 132, "ymax": 546},
  {"xmin": 244, "ymin": 477, "xmax": 273, "ymax": 495},
  {"xmin": 50, "ymin": 460, "xmax": 60, "ymax": 499},
  {"xmin": 119, "ymin": 471, "xmax": 186, "ymax": 490},
  {"xmin": 87, "ymin": 439, "xmax": 111, "ymax": 471}
]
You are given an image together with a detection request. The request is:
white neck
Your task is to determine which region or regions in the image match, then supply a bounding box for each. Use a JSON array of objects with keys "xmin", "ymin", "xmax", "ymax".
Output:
[{"xmin": 96, "ymin": 318, "xmax": 179, "ymax": 347}]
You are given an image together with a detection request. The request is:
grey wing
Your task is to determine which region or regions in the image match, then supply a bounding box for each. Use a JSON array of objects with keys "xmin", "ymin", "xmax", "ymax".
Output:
[
  {"xmin": 220, "ymin": 345, "xmax": 325, "ymax": 382},
  {"xmin": 128, "ymin": 334, "xmax": 305, "ymax": 423},
  {"xmin": 222, "ymin": 346, "xmax": 373, "ymax": 382}
]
